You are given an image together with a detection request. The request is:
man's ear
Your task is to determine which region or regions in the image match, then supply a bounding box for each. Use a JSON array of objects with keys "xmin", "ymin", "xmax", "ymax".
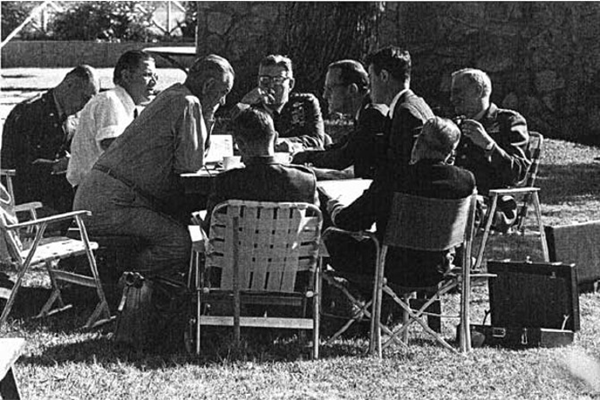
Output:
[
  {"xmin": 288, "ymin": 77, "xmax": 296, "ymax": 91},
  {"xmin": 202, "ymin": 77, "xmax": 215, "ymax": 95},
  {"xmin": 380, "ymin": 69, "xmax": 390, "ymax": 83},
  {"xmin": 348, "ymin": 83, "xmax": 359, "ymax": 95}
]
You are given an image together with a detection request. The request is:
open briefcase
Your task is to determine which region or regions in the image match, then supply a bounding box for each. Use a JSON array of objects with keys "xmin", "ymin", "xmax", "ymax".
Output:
[{"xmin": 470, "ymin": 260, "xmax": 579, "ymax": 349}]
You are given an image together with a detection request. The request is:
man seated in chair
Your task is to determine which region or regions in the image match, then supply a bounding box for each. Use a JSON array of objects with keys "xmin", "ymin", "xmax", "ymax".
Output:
[
  {"xmin": 233, "ymin": 54, "xmax": 326, "ymax": 153},
  {"xmin": 204, "ymin": 107, "xmax": 318, "ymax": 230},
  {"xmin": 450, "ymin": 68, "xmax": 531, "ymax": 232},
  {"xmin": 292, "ymin": 59, "xmax": 389, "ymax": 180},
  {"xmin": 324, "ymin": 116, "xmax": 475, "ymax": 288}
]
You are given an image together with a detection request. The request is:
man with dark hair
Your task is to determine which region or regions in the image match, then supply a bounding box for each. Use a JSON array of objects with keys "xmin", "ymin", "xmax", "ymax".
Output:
[
  {"xmin": 204, "ymin": 107, "xmax": 318, "ymax": 230},
  {"xmin": 74, "ymin": 54, "xmax": 234, "ymax": 278},
  {"xmin": 325, "ymin": 117, "xmax": 475, "ymax": 287},
  {"xmin": 365, "ymin": 46, "xmax": 434, "ymax": 175},
  {"xmin": 292, "ymin": 59, "xmax": 389, "ymax": 179},
  {"xmin": 236, "ymin": 54, "xmax": 326, "ymax": 152},
  {"xmin": 68, "ymin": 50, "xmax": 157, "ymax": 188},
  {"xmin": 1, "ymin": 64, "xmax": 99, "ymax": 218},
  {"xmin": 450, "ymin": 68, "xmax": 531, "ymax": 230}
]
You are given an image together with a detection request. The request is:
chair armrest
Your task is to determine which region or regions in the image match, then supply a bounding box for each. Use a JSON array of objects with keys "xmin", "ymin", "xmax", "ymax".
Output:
[
  {"xmin": 489, "ymin": 187, "xmax": 540, "ymax": 196},
  {"xmin": 322, "ymin": 226, "xmax": 377, "ymax": 242},
  {"xmin": 188, "ymin": 224, "xmax": 209, "ymax": 253},
  {"xmin": 13, "ymin": 201, "xmax": 43, "ymax": 214},
  {"xmin": 0, "ymin": 169, "xmax": 16, "ymax": 177},
  {"xmin": 7, "ymin": 210, "xmax": 92, "ymax": 230}
]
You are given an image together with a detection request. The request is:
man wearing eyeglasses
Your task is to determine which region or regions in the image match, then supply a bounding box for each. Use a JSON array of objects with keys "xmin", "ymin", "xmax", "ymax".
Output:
[
  {"xmin": 292, "ymin": 59, "xmax": 388, "ymax": 179},
  {"xmin": 67, "ymin": 50, "xmax": 158, "ymax": 189},
  {"xmin": 236, "ymin": 54, "xmax": 326, "ymax": 153}
]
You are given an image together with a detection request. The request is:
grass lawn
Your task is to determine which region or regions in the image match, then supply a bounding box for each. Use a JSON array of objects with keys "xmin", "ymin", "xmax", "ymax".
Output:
[{"xmin": 2, "ymin": 138, "xmax": 600, "ymax": 399}]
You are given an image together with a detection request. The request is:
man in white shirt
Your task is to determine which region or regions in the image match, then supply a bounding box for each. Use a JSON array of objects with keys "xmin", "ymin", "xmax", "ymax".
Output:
[{"xmin": 67, "ymin": 50, "xmax": 157, "ymax": 188}]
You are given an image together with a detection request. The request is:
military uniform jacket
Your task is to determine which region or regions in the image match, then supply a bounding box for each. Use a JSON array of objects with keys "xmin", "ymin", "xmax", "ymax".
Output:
[
  {"xmin": 1, "ymin": 90, "xmax": 73, "ymax": 213},
  {"xmin": 454, "ymin": 103, "xmax": 531, "ymax": 194}
]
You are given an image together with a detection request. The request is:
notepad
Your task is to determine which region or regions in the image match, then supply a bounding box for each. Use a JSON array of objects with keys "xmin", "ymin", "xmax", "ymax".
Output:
[{"xmin": 205, "ymin": 134, "xmax": 234, "ymax": 164}]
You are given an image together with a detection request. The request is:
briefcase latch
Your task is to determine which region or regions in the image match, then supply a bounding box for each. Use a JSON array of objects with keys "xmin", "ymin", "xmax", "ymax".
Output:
[
  {"xmin": 521, "ymin": 328, "xmax": 528, "ymax": 345},
  {"xmin": 492, "ymin": 327, "xmax": 506, "ymax": 338}
]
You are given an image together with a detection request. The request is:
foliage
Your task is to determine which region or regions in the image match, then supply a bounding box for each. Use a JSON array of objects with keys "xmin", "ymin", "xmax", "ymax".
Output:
[
  {"xmin": 50, "ymin": 1, "xmax": 157, "ymax": 42},
  {"xmin": 0, "ymin": 1, "xmax": 43, "ymax": 41},
  {"xmin": 175, "ymin": 1, "xmax": 197, "ymax": 41},
  {"xmin": 281, "ymin": 2, "xmax": 383, "ymax": 95}
]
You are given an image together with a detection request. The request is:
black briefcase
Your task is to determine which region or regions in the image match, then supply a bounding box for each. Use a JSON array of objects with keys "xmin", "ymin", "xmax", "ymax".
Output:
[
  {"xmin": 470, "ymin": 260, "xmax": 579, "ymax": 349},
  {"xmin": 469, "ymin": 325, "xmax": 575, "ymax": 349}
]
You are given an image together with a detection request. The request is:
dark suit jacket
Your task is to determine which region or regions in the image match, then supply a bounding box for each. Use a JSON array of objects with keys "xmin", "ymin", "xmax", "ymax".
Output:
[
  {"xmin": 1, "ymin": 90, "xmax": 74, "ymax": 214},
  {"xmin": 292, "ymin": 102, "xmax": 389, "ymax": 179},
  {"xmin": 386, "ymin": 89, "xmax": 435, "ymax": 176},
  {"xmin": 204, "ymin": 156, "xmax": 319, "ymax": 231},
  {"xmin": 331, "ymin": 160, "xmax": 476, "ymax": 287},
  {"xmin": 454, "ymin": 103, "xmax": 531, "ymax": 194}
]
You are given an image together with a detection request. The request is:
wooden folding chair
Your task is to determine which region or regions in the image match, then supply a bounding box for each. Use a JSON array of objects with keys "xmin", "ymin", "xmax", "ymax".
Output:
[
  {"xmin": 475, "ymin": 132, "xmax": 549, "ymax": 270},
  {"xmin": 0, "ymin": 208, "xmax": 112, "ymax": 330},
  {"xmin": 188, "ymin": 200, "xmax": 323, "ymax": 358},
  {"xmin": 370, "ymin": 191, "xmax": 478, "ymax": 356}
]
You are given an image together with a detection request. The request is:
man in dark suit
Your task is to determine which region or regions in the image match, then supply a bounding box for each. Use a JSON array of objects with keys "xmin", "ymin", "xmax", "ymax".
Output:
[
  {"xmin": 204, "ymin": 107, "xmax": 319, "ymax": 231},
  {"xmin": 325, "ymin": 117, "xmax": 475, "ymax": 287},
  {"xmin": 1, "ymin": 65, "xmax": 99, "ymax": 218},
  {"xmin": 365, "ymin": 46, "xmax": 434, "ymax": 176},
  {"xmin": 292, "ymin": 59, "xmax": 389, "ymax": 180}
]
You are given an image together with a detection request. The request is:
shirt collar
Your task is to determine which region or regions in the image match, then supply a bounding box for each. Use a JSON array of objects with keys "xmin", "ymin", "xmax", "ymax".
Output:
[
  {"xmin": 388, "ymin": 88, "xmax": 409, "ymax": 118},
  {"xmin": 52, "ymin": 90, "xmax": 67, "ymax": 121},
  {"xmin": 114, "ymin": 85, "xmax": 136, "ymax": 115},
  {"xmin": 243, "ymin": 155, "xmax": 277, "ymax": 166}
]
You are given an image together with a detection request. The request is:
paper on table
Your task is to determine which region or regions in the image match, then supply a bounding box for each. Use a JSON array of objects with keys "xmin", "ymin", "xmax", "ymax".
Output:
[
  {"xmin": 205, "ymin": 135, "xmax": 234, "ymax": 164},
  {"xmin": 317, "ymin": 178, "xmax": 373, "ymax": 208}
]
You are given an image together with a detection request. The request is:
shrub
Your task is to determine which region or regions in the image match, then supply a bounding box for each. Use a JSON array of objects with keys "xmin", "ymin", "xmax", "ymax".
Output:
[{"xmin": 51, "ymin": 1, "xmax": 157, "ymax": 42}]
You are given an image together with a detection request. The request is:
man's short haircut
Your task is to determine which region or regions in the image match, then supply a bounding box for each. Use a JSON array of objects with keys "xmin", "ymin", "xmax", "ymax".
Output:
[
  {"xmin": 232, "ymin": 108, "xmax": 276, "ymax": 146},
  {"xmin": 364, "ymin": 46, "xmax": 411, "ymax": 83},
  {"xmin": 64, "ymin": 64, "xmax": 96, "ymax": 83},
  {"xmin": 188, "ymin": 54, "xmax": 235, "ymax": 84},
  {"xmin": 259, "ymin": 54, "xmax": 293, "ymax": 77},
  {"xmin": 420, "ymin": 116, "xmax": 462, "ymax": 157},
  {"xmin": 328, "ymin": 59, "xmax": 369, "ymax": 92},
  {"xmin": 113, "ymin": 50, "xmax": 154, "ymax": 85},
  {"xmin": 452, "ymin": 68, "xmax": 492, "ymax": 98}
]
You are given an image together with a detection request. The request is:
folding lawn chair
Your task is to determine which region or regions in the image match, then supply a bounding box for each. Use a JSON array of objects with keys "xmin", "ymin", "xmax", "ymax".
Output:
[
  {"xmin": 474, "ymin": 132, "xmax": 549, "ymax": 270},
  {"xmin": 187, "ymin": 200, "xmax": 323, "ymax": 358},
  {"xmin": 370, "ymin": 191, "xmax": 479, "ymax": 356}
]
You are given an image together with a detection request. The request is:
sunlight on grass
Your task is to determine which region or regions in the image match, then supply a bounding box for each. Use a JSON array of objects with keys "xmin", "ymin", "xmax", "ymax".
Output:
[{"xmin": 2, "ymin": 138, "xmax": 600, "ymax": 399}]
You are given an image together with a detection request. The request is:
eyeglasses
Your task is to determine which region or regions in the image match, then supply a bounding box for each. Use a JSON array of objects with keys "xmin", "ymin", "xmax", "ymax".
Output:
[{"xmin": 258, "ymin": 75, "xmax": 290, "ymax": 87}]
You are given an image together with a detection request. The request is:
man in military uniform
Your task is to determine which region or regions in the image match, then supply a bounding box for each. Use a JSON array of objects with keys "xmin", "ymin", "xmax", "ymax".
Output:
[
  {"xmin": 236, "ymin": 54, "xmax": 325, "ymax": 152},
  {"xmin": 450, "ymin": 68, "xmax": 531, "ymax": 230},
  {"xmin": 1, "ymin": 65, "xmax": 99, "ymax": 219}
]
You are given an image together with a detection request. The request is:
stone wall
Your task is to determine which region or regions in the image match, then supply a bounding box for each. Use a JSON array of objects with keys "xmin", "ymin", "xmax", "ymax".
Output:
[
  {"xmin": 3, "ymin": 2, "xmax": 600, "ymax": 143},
  {"xmin": 378, "ymin": 2, "xmax": 600, "ymax": 144}
]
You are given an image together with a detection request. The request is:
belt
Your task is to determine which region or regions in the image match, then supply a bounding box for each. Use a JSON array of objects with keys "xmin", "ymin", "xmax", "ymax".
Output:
[{"xmin": 93, "ymin": 164, "xmax": 164, "ymax": 210}]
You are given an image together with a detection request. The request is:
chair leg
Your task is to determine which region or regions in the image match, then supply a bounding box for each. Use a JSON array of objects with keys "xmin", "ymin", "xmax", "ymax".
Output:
[
  {"xmin": 532, "ymin": 192, "xmax": 549, "ymax": 261},
  {"xmin": 475, "ymin": 194, "xmax": 499, "ymax": 270},
  {"xmin": 36, "ymin": 261, "xmax": 71, "ymax": 319},
  {"xmin": 0, "ymin": 264, "xmax": 29, "ymax": 330}
]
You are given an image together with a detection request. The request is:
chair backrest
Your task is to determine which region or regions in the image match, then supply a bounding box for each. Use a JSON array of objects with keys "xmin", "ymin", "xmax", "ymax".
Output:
[
  {"xmin": 383, "ymin": 192, "xmax": 477, "ymax": 251},
  {"xmin": 206, "ymin": 200, "xmax": 322, "ymax": 293},
  {"xmin": 523, "ymin": 131, "xmax": 544, "ymax": 188}
]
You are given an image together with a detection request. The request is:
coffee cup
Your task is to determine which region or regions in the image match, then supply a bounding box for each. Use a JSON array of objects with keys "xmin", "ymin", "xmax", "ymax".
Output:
[{"xmin": 223, "ymin": 156, "xmax": 242, "ymax": 170}]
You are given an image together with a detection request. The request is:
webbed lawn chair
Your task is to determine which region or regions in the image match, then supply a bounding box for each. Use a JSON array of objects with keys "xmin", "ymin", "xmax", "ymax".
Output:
[
  {"xmin": 188, "ymin": 200, "xmax": 323, "ymax": 358},
  {"xmin": 475, "ymin": 132, "xmax": 549, "ymax": 270},
  {"xmin": 0, "ymin": 206, "xmax": 112, "ymax": 330},
  {"xmin": 371, "ymin": 191, "xmax": 478, "ymax": 356}
]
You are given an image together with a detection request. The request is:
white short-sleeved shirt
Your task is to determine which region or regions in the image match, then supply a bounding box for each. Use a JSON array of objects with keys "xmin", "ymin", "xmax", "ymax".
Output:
[{"xmin": 67, "ymin": 85, "xmax": 135, "ymax": 187}]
